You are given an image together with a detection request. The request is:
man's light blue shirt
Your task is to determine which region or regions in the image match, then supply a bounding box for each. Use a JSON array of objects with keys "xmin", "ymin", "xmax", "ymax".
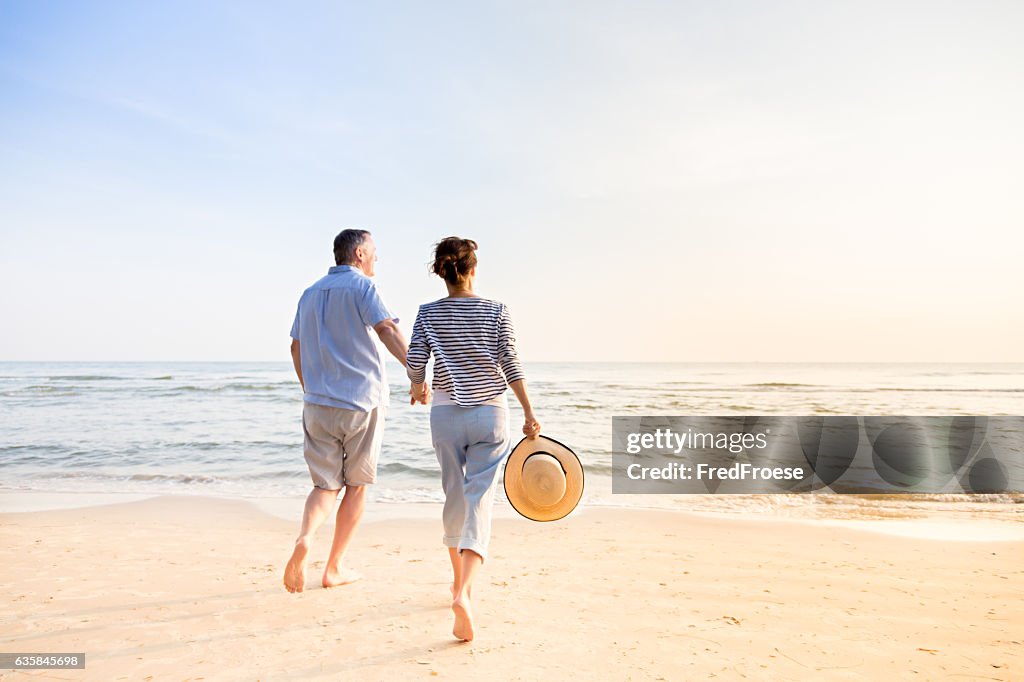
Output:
[{"xmin": 290, "ymin": 265, "xmax": 397, "ymax": 411}]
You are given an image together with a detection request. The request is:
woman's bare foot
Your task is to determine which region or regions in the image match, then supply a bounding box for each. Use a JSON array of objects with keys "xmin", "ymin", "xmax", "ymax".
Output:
[
  {"xmin": 283, "ymin": 539, "xmax": 309, "ymax": 593},
  {"xmin": 322, "ymin": 565, "xmax": 362, "ymax": 588},
  {"xmin": 452, "ymin": 595, "xmax": 475, "ymax": 642}
]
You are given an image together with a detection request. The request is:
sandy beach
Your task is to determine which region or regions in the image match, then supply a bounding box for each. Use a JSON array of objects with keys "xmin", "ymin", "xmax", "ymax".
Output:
[{"xmin": 0, "ymin": 497, "xmax": 1020, "ymax": 680}]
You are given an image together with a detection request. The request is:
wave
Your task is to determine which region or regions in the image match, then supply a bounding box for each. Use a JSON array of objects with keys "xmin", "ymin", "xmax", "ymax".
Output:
[
  {"xmin": 45, "ymin": 375, "xmax": 130, "ymax": 381},
  {"xmin": 145, "ymin": 382, "xmax": 295, "ymax": 393},
  {"xmin": 147, "ymin": 439, "xmax": 295, "ymax": 451},
  {"xmin": 22, "ymin": 374, "xmax": 189, "ymax": 382},
  {"xmin": 128, "ymin": 473, "xmax": 220, "ymax": 484},
  {"xmin": 622, "ymin": 386, "xmax": 1024, "ymax": 394},
  {"xmin": 747, "ymin": 382, "xmax": 816, "ymax": 388},
  {"xmin": 871, "ymin": 387, "xmax": 1024, "ymax": 393},
  {"xmin": 13, "ymin": 385, "xmax": 81, "ymax": 394},
  {"xmin": 379, "ymin": 461, "xmax": 439, "ymax": 478},
  {"xmin": 581, "ymin": 460, "xmax": 614, "ymax": 474},
  {"xmin": 129, "ymin": 471, "xmax": 307, "ymax": 483},
  {"xmin": 1, "ymin": 440, "xmax": 295, "ymax": 455},
  {"xmin": 0, "ymin": 444, "xmax": 54, "ymax": 454},
  {"xmin": 25, "ymin": 470, "xmax": 307, "ymax": 484},
  {"xmin": 915, "ymin": 370, "xmax": 1022, "ymax": 377},
  {"xmin": 14, "ymin": 471, "xmax": 224, "ymax": 484}
]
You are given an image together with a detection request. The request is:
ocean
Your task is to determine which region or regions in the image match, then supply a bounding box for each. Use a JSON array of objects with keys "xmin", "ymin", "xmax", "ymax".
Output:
[{"xmin": 1, "ymin": 362, "xmax": 1022, "ymax": 523}]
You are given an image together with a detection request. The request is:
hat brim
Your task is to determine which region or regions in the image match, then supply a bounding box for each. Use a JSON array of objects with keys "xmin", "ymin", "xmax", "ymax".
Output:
[{"xmin": 503, "ymin": 434, "xmax": 584, "ymax": 522}]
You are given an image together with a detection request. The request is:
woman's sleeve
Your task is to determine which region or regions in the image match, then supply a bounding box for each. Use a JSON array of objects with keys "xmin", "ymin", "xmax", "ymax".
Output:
[
  {"xmin": 406, "ymin": 308, "xmax": 431, "ymax": 384},
  {"xmin": 497, "ymin": 304, "xmax": 525, "ymax": 384}
]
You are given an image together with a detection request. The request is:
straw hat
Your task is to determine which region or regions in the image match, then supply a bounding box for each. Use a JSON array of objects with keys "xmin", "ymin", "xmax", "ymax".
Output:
[{"xmin": 503, "ymin": 435, "xmax": 584, "ymax": 522}]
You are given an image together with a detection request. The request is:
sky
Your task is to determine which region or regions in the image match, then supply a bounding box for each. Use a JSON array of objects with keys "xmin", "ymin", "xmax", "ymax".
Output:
[{"xmin": 1, "ymin": 1, "xmax": 1022, "ymax": 362}]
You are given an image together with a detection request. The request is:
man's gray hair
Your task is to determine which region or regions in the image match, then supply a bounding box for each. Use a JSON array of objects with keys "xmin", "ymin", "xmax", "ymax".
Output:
[{"xmin": 333, "ymin": 229, "xmax": 371, "ymax": 265}]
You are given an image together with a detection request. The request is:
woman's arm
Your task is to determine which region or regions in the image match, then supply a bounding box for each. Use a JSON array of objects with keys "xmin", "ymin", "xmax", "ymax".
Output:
[
  {"xmin": 406, "ymin": 309, "xmax": 431, "ymax": 405},
  {"xmin": 509, "ymin": 379, "xmax": 540, "ymax": 439},
  {"xmin": 497, "ymin": 304, "xmax": 536, "ymax": 436},
  {"xmin": 496, "ymin": 304, "xmax": 525, "ymax": 385}
]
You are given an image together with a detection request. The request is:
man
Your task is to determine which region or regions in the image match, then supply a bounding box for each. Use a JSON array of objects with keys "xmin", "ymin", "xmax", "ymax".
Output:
[{"xmin": 284, "ymin": 229, "xmax": 414, "ymax": 592}]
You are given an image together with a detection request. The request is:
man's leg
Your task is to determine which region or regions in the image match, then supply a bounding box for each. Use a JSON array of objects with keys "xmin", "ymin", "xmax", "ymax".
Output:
[
  {"xmin": 284, "ymin": 486, "xmax": 340, "ymax": 593},
  {"xmin": 320, "ymin": 405, "xmax": 383, "ymax": 587},
  {"xmin": 322, "ymin": 483, "xmax": 366, "ymax": 587}
]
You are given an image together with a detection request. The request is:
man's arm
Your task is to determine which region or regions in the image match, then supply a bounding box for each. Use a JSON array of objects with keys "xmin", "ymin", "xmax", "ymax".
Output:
[
  {"xmin": 290, "ymin": 338, "xmax": 304, "ymax": 391},
  {"xmin": 373, "ymin": 318, "xmax": 408, "ymax": 367}
]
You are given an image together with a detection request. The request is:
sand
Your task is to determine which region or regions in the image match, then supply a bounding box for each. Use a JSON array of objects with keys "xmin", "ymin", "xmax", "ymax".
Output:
[{"xmin": 1, "ymin": 496, "xmax": 1021, "ymax": 680}]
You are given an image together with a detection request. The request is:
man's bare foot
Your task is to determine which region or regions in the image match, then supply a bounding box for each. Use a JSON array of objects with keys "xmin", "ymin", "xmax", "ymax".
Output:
[
  {"xmin": 452, "ymin": 595, "xmax": 475, "ymax": 642},
  {"xmin": 284, "ymin": 539, "xmax": 309, "ymax": 593},
  {"xmin": 322, "ymin": 565, "xmax": 362, "ymax": 588}
]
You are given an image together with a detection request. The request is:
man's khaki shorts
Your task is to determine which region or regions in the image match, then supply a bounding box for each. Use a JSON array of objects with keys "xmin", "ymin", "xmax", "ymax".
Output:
[{"xmin": 302, "ymin": 402, "xmax": 385, "ymax": 489}]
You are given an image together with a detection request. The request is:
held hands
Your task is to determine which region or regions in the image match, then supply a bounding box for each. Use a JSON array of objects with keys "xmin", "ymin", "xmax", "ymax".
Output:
[
  {"xmin": 409, "ymin": 382, "xmax": 432, "ymax": 405},
  {"xmin": 523, "ymin": 411, "xmax": 541, "ymax": 440},
  {"xmin": 408, "ymin": 382, "xmax": 534, "ymax": 441}
]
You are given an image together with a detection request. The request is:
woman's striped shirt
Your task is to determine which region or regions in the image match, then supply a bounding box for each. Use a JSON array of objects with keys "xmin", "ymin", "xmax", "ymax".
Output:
[{"xmin": 406, "ymin": 297, "xmax": 525, "ymax": 407}]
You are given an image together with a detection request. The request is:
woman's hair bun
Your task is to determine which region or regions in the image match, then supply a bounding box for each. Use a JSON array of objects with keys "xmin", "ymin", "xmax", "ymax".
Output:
[{"xmin": 432, "ymin": 237, "xmax": 478, "ymax": 286}]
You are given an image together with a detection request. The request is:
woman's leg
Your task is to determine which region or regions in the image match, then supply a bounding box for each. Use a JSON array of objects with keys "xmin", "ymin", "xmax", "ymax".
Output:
[
  {"xmin": 451, "ymin": 406, "xmax": 511, "ymax": 641},
  {"xmin": 456, "ymin": 444, "xmax": 505, "ymax": 560},
  {"xmin": 450, "ymin": 451, "xmax": 501, "ymax": 641},
  {"xmin": 452, "ymin": 549, "xmax": 483, "ymax": 641},
  {"xmin": 448, "ymin": 547, "xmax": 462, "ymax": 597},
  {"xmin": 432, "ymin": 407, "xmax": 469, "ymax": 596}
]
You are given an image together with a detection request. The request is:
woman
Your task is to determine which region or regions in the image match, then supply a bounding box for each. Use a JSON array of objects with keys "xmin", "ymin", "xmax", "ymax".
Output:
[{"xmin": 407, "ymin": 236, "xmax": 540, "ymax": 642}]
